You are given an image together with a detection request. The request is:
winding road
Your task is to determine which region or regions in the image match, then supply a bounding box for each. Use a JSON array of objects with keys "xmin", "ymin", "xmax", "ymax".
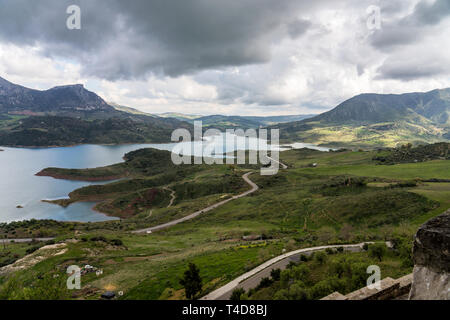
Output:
[
  {"xmin": 201, "ymin": 242, "xmax": 379, "ymax": 300},
  {"xmin": 132, "ymin": 172, "xmax": 259, "ymax": 234}
]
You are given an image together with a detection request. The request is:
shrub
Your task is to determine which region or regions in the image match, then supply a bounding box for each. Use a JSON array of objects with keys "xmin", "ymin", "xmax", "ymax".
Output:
[
  {"xmin": 286, "ymin": 261, "xmax": 297, "ymax": 269},
  {"xmin": 26, "ymin": 246, "xmax": 40, "ymax": 255},
  {"xmin": 230, "ymin": 288, "xmax": 245, "ymax": 301},
  {"xmin": 256, "ymin": 277, "xmax": 273, "ymax": 290},
  {"xmin": 270, "ymin": 268, "xmax": 281, "ymax": 281},
  {"xmin": 369, "ymin": 243, "xmax": 386, "ymax": 261},
  {"xmin": 289, "ymin": 283, "xmax": 309, "ymax": 300},
  {"xmin": 314, "ymin": 251, "xmax": 327, "ymax": 265},
  {"xmin": 90, "ymin": 236, "xmax": 107, "ymax": 242},
  {"xmin": 109, "ymin": 239, "xmax": 123, "ymax": 246}
]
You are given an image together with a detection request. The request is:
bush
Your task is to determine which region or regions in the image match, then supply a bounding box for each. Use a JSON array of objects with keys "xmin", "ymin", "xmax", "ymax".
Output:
[
  {"xmin": 273, "ymin": 289, "xmax": 289, "ymax": 300},
  {"xmin": 26, "ymin": 246, "xmax": 40, "ymax": 255},
  {"xmin": 256, "ymin": 277, "xmax": 273, "ymax": 290},
  {"xmin": 314, "ymin": 251, "xmax": 327, "ymax": 265},
  {"xmin": 325, "ymin": 248, "xmax": 335, "ymax": 255},
  {"xmin": 300, "ymin": 254, "xmax": 308, "ymax": 262},
  {"xmin": 362, "ymin": 243, "xmax": 369, "ymax": 251},
  {"xmin": 230, "ymin": 288, "xmax": 245, "ymax": 301},
  {"xmin": 90, "ymin": 236, "xmax": 107, "ymax": 242},
  {"xmin": 310, "ymin": 279, "xmax": 334, "ymax": 299},
  {"xmin": 270, "ymin": 268, "xmax": 281, "ymax": 281},
  {"xmin": 109, "ymin": 239, "xmax": 123, "ymax": 246},
  {"xmin": 289, "ymin": 283, "xmax": 309, "ymax": 300},
  {"xmin": 369, "ymin": 243, "xmax": 386, "ymax": 261},
  {"xmin": 286, "ymin": 261, "xmax": 297, "ymax": 269}
]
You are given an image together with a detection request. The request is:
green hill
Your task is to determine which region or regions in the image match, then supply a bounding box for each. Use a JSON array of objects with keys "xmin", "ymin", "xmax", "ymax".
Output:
[
  {"xmin": 0, "ymin": 77, "xmax": 193, "ymax": 147},
  {"xmin": 275, "ymin": 89, "xmax": 450, "ymax": 148}
]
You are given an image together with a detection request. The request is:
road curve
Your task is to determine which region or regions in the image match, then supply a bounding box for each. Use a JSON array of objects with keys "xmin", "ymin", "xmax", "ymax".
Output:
[
  {"xmin": 132, "ymin": 172, "xmax": 258, "ymax": 234},
  {"xmin": 201, "ymin": 242, "xmax": 377, "ymax": 300}
]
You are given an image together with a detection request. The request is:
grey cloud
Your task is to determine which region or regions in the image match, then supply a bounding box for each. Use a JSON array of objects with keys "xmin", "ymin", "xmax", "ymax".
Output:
[
  {"xmin": 376, "ymin": 61, "xmax": 446, "ymax": 81},
  {"xmin": 414, "ymin": 0, "xmax": 450, "ymax": 25},
  {"xmin": 370, "ymin": 0, "xmax": 450, "ymax": 81},
  {"xmin": 370, "ymin": 0, "xmax": 450, "ymax": 50},
  {"xmin": 0, "ymin": 0, "xmax": 318, "ymax": 80},
  {"xmin": 286, "ymin": 19, "xmax": 312, "ymax": 39}
]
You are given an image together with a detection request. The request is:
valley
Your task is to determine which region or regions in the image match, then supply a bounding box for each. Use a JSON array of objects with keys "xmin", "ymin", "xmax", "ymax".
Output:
[
  {"xmin": 1, "ymin": 143, "xmax": 449, "ymax": 300},
  {"xmin": 0, "ymin": 77, "xmax": 449, "ymax": 301}
]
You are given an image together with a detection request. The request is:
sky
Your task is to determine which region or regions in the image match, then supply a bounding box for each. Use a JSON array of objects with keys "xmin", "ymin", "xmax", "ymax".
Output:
[{"xmin": 0, "ymin": 0, "xmax": 449, "ymax": 116}]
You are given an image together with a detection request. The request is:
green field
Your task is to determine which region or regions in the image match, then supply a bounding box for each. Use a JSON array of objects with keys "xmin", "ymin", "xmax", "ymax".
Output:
[{"xmin": 1, "ymin": 145, "xmax": 449, "ymax": 300}]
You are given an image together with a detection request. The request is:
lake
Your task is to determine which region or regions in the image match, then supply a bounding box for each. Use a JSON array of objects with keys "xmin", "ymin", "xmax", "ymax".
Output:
[{"xmin": 0, "ymin": 136, "xmax": 328, "ymax": 223}]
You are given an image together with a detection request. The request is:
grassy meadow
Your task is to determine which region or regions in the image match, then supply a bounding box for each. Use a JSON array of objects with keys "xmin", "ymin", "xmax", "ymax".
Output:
[{"xmin": 0, "ymin": 146, "xmax": 449, "ymax": 300}]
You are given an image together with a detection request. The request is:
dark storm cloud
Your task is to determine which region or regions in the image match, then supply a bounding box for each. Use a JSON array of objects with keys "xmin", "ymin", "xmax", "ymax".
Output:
[{"xmin": 0, "ymin": 0, "xmax": 315, "ymax": 80}]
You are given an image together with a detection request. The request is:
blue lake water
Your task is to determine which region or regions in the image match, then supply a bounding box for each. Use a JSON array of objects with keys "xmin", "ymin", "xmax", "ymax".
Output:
[{"xmin": 0, "ymin": 136, "xmax": 328, "ymax": 223}]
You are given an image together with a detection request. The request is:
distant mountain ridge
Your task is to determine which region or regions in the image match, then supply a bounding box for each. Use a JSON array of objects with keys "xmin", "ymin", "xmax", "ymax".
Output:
[
  {"xmin": 276, "ymin": 89, "xmax": 450, "ymax": 148},
  {"xmin": 0, "ymin": 76, "xmax": 112, "ymax": 114},
  {"xmin": 156, "ymin": 112, "xmax": 316, "ymax": 127},
  {"xmin": 313, "ymin": 89, "xmax": 450, "ymax": 125},
  {"xmin": 0, "ymin": 76, "xmax": 193, "ymax": 147},
  {"xmin": 112, "ymin": 103, "xmax": 316, "ymax": 128}
]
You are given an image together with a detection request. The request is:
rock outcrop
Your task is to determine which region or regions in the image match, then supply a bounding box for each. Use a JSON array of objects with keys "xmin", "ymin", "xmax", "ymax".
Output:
[{"xmin": 409, "ymin": 210, "xmax": 450, "ymax": 300}]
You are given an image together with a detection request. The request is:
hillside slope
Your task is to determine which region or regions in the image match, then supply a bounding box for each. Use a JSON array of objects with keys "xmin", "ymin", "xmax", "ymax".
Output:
[
  {"xmin": 276, "ymin": 89, "xmax": 450, "ymax": 148},
  {"xmin": 0, "ymin": 77, "xmax": 192, "ymax": 147}
]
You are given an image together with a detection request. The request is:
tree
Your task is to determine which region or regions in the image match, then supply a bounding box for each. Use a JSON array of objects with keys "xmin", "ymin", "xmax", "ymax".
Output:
[
  {"xmin": 314, "ymin": 251, "xmax": 327, "ymax": 265},
  {"xmin": 369, "ymin": 243, "xmax": 386, "ymax": 262},
  {"xmin": 230, "ymin": 288, "xmax": 245, "ymax": 301},
  {"xmin": 300, "ymin": 254, "xmax": 308, "ymax": 262},
  {"xmin": 180, "ymin": 263, "xmax": 202, "ymax": 300},
  {"xmin": 270, "ymin": 268, "xmax": 281, "ymax": 281},
  {"xmin": 256, "ymin": 277, "xmax": 273, "ymax": 290}
]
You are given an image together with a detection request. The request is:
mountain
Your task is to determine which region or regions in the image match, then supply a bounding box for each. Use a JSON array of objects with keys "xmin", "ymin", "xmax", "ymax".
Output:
[
  {"xmin": 109, "ymin": 102, "xmax": 154, "ymax": 116},
  {"xmin": 158, "ymin": 112, "xmax": 202, "ymax": 121},
  {"xmin": 276, "ymin": 89, "xmax": 450, "ymax": 148},
  {"xmin": 242, "ymin": 114, "xmax": 316, "ymax": 126},
  {"xmin": 0, "ymin": 76, "xmax": 193, "ymax": 147},
  {"xmin": 157, "ymin": 113, "xmax": 316, "ymax": 128},
  {"xmin": 0, "ymin": 77, "xmax": 112, "ymax": 116},
  {"xmin": 313, "ymin": 89, "xmax": 450, "ymax": 125}
]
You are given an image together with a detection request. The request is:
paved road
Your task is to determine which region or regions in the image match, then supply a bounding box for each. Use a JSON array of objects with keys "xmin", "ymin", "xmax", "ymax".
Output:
[
  {"xmin": 132, "ymin": 156, "xmax": 287, "ymax": 234},
  {"xmin": 132, "ymin": 172, "xmax": 258, "ymax": 234},
  {"xmin": 1, "ymin": 237, "xmax": 55, "ymax": 243},
  {"xmin": 201, "ymin": 242, "xmax": 376, "ymax": 300}
]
